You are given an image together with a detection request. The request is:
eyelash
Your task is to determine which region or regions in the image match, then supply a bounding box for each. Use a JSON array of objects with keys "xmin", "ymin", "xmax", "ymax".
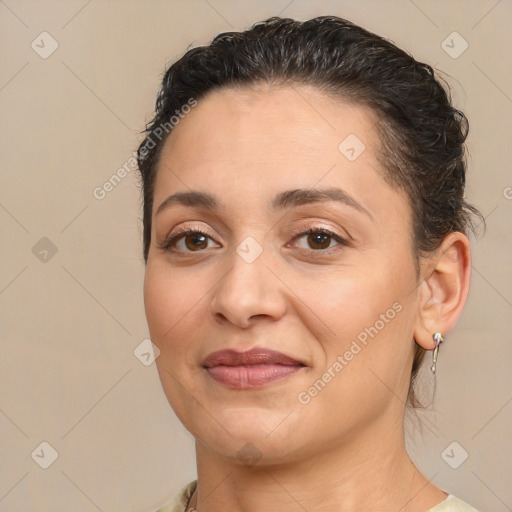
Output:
[
  {"xmin": 158, "ymin": 227, "xmax": 212, "ymax": 253},
  {"xmin": 157, "ymin": 224, "xmax": 348, "ymax": 255}
]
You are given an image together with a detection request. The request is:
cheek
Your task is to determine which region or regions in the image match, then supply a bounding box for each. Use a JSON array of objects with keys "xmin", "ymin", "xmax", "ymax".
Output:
[
  {"xmin": 143, "ymin": 262, "xmax": 208, "ymax": 423},
  {"xmin": 143, "ymin": 261, "xmax": 200, "ymax": 340},
  {"xmin": 338, "ymin": 285, "xmax": 414, "ymax": 384},
  {"xmin": 143, "ymin": 263, "xmax": 198, "ymax": 392},
  {"xmin": 143, "ymin": 261, "xmax": 217, "ymax": 383},
  {"xmin": 302, "ymin": 260, "xmax": 415, "ymax": 383},
  {"xmin": 303, "ymin": 265, "xmax": 397, "ymax": 337}
]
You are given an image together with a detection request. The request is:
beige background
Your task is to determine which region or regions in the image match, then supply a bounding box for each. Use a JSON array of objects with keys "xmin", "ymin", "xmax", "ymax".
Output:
[{"xmin": 0, "ymin": 0, "xmax": 511, "ymax": 511}]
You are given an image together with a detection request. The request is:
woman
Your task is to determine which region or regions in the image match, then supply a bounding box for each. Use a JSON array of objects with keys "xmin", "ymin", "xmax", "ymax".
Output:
[{"xmin": 137, "ymin": 16, "xmax": 482, "ymax": 512}]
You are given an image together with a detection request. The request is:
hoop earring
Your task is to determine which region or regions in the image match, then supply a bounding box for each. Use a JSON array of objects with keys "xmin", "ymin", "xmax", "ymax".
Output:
[{"xmin": 431, "ymin": 332, "xmax": 444, "ymax": 374}]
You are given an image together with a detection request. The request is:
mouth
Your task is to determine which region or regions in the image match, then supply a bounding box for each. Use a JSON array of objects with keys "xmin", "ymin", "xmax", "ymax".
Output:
[{"xmin": 202, "ymin": 348, "xmax": 306, "ymax": 389}]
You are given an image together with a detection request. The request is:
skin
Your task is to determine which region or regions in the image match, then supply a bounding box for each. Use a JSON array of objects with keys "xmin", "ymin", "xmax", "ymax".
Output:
[{"xmin": 143, "ymin": 84, "xmax": 471, "ymax": 512}]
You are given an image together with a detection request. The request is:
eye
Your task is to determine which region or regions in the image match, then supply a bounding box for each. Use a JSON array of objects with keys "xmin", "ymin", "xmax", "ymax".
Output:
[
  {"xmin": 290, "ymin": 227, "xmax": 348, "ymax": 252},
  {"xmin": 158, "ymin": 228, "xmax": 221, "ymax": 253},
  {"xmin": 158, "ymin": 225, "xmax": 348, "ymax": 255}
]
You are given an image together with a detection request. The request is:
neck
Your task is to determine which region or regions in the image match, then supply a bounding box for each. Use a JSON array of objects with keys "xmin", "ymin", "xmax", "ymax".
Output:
[{"xmin": 190, "ymin": 416, "xmax": 447, "ymax": 512}]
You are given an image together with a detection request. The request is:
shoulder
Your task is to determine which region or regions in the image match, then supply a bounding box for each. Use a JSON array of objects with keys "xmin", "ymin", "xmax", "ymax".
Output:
[
  {"xmin": 427, "ymin": 494, "xmax": 481, "ymax": 512},
  {"xmin": 151, "ymin": 486, "xmax": 479, "ymax": 512},
  {"xmin": 153, "ymin": 480, "xmax": 198, "ymax": 512}
]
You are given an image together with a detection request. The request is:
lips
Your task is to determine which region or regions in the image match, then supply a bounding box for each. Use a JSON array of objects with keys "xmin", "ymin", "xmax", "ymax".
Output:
[
  {"xmin": 202, "ymin": 348, "xmax": 304, "ymax": 368},
  {"xmin": 202, "ymin": 348, "xmax": 306, "ymax": 389}
]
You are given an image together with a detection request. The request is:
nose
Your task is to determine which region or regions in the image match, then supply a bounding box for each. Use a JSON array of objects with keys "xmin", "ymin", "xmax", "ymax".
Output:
[{"xmin": 209, "ymin": 245, "xmax": 287, "ymax": 329}]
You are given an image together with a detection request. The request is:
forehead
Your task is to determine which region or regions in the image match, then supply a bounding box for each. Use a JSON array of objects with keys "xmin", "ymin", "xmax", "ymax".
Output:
[
  {"xmin": 165, "ymin": 84, "xmax": 378, "ymax": 152},
  {"xmin": 155, "ymin": 85, "xmax": 380, "ymax": 186}
]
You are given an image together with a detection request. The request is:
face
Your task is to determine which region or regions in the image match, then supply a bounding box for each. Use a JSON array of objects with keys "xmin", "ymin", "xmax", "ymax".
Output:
[{"xmin": 144, "ymin": 84, "xmax": 421, "ymax": 466}]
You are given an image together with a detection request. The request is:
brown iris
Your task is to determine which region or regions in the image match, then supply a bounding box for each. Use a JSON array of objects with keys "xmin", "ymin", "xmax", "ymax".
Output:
[
  {"xmin": 307, "ymin": 232, "xmax": 331, "ymax": 250},
  {"xmin": 184, "ymin": 233, "xmax": 209, "ymax": 251}
]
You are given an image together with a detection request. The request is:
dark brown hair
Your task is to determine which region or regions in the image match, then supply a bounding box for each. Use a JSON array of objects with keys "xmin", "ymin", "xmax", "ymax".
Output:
[{"xmin": 136, "ymin": 15, "xmax": 484, "ymax": 408}]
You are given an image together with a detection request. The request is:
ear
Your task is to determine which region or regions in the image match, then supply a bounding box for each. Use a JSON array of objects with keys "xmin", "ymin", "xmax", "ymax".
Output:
[{"xmin": 413, "ymin": 232, "xmax": 472, "ymax": 350}]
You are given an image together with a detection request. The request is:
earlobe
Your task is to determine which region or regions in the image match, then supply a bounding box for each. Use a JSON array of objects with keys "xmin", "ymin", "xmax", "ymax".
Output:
[{"xmin": 413, "ymin": 231, "xmax": 472, "ymax": 351}]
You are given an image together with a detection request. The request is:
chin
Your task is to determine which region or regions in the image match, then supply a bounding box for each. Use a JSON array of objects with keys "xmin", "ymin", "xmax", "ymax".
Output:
[
  {"xmin": 191, "ymin": 408, "xmax": 316, "ymax": 466},
  {"xmin": 215, "ymin": 434, "xmax": 319, "ymax": 469}
]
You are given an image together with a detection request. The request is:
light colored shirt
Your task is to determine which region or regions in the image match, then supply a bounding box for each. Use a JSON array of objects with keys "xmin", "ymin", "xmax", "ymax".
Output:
[{"xmin": 155, "ymin": 480, "xmax": 481, "ymax": 512}]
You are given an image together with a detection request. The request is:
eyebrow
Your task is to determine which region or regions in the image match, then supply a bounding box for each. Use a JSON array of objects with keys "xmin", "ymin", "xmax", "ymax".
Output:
[{"xmin": 155, "ymin": 187, "xmax": 373, "ymax": 220}]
